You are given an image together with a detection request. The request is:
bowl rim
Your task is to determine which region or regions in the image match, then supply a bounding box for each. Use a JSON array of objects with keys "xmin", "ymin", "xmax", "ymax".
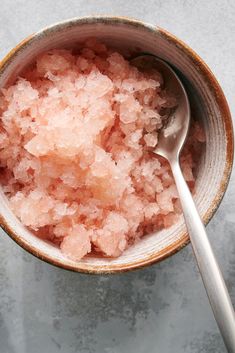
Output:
[{"xmin": 0, "ymin": 15, "xmax": 233, "ymax": 274}]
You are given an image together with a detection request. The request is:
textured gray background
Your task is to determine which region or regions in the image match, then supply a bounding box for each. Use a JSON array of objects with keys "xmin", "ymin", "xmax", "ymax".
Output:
[{"xmin": 0, "ymin": 1, "xmax": 234, "ymax": 352}]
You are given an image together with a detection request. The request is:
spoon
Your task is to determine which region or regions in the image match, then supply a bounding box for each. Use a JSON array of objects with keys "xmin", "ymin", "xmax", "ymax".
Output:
[{"xmin": 131, "ymin": 55, "xmax": 235, "ymax": 352}]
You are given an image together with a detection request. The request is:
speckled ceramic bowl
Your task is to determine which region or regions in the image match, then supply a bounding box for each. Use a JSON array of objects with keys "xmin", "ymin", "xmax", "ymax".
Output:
[{"xmin": 0, "ymin": 16, "xmax": 233, "ymax": 273}]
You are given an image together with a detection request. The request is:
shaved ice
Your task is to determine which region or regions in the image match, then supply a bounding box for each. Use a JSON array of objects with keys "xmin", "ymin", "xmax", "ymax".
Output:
[{"xmin": 0, "ymin": 39, "xmax": 205, "ymax": 260}]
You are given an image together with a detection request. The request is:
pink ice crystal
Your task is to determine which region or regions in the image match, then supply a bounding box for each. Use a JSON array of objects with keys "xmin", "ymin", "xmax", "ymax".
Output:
[{"xmin": 0, "ymin": 39, "xmax": 205, "ymax": 260}]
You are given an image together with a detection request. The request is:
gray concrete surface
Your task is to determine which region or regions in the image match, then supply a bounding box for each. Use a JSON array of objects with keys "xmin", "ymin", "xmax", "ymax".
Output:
[{"xmin": 0, "ymin": 1, "xmax": 234, "ymax": 352}]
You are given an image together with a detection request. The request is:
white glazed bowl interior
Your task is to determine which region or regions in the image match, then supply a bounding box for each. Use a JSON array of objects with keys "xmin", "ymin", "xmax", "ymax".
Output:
[{"xmin": 0, "ymin": 17, "xmax": 232, "ymax": 273}]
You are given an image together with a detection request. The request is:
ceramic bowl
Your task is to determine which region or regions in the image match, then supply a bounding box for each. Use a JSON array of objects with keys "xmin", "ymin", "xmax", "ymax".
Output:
[{"xmin": 0, "ymin": 16, "xmax": 233, "ymax": 273}]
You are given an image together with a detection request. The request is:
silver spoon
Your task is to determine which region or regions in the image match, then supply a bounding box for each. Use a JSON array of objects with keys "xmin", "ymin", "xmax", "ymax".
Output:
[{"xmin": 131, "ymin": 55, "xmax": 235, "ymax": 352}]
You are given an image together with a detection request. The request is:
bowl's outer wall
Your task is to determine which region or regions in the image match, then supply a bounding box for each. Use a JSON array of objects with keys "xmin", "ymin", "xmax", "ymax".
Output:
[{"xmin": 0, "ymin": 17, "xmax": 233, "ymax": 273}]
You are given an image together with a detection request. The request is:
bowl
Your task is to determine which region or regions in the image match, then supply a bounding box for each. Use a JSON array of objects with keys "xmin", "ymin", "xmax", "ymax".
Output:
[{"xmin": 0, "ymin": 16, "xmax": 233, "ymax": 273}]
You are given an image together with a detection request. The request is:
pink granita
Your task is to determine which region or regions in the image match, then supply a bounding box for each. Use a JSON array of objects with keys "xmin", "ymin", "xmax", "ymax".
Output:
[{"xmin": 0, "ymin": 39, "xmax": 205, "ymax": 261}]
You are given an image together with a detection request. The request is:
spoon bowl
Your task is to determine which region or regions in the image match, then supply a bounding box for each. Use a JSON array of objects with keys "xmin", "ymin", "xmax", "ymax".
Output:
[{"xmin": 131, "ymin": 55, "xmax": 190, "ymax": 161}]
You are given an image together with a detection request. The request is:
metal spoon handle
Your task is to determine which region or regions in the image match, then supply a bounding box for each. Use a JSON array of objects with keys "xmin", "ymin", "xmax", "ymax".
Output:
[{"xmin": 171, "ymin": 160, "xmax": 235, "ymax": 352}]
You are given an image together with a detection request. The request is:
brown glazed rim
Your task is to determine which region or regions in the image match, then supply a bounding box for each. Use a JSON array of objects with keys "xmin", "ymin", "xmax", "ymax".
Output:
[{"xmin": 0, "ymin": 16, "xmax": 234, "ymax": 274}]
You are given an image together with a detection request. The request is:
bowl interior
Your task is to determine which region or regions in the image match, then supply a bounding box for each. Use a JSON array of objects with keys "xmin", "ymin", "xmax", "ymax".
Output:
[{"xmin": 0, "ymin": 18, "xmax": 232, "ymax": 273}]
